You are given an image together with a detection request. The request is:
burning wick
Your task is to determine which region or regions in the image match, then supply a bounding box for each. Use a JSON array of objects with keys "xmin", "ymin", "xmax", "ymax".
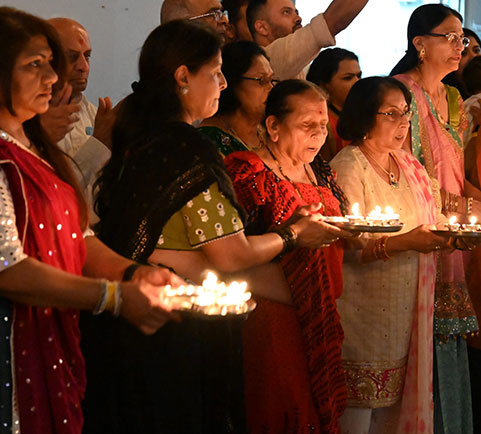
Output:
[{"xmin": 160, "ymin": 272, "xmax": 253, "ymax": 316}]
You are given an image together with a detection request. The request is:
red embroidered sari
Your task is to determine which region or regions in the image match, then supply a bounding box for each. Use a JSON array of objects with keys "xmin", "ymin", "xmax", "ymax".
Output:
[
  {"xmin": 225, "ymin": 151, "xmax": 346, "ymax": 434},
  {"xmin": 0, "ymin": 137, "xmax": 86, "ymax": 434}
]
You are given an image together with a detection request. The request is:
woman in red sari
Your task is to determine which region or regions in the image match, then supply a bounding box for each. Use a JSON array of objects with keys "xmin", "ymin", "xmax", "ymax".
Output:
[
  {"xmin": 225, "ymin": 79, "xmax": 351, "ymax": 433},
  {"xmin": 0, "ymin": 8, "xmax": 180, "ymax": 434}
]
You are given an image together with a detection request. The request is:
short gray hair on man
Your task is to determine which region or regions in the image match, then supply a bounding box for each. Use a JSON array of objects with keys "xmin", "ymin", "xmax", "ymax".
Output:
[{"xmin": 160, "ymin": 0, "xmax": 192, "ymax": 23}]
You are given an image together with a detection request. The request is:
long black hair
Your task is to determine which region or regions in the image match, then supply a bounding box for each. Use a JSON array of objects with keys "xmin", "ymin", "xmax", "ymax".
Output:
[
  {"xmin": 95, "ymin": 20, "xmax": 222, "ymax": 220},
  {"xmin": 306, "ymin": 48, "xmax": 359, "ymax": 86},
  {"xmin": 0, "ymin": 7, "xmax": 88, "ymax": 228},
  {"xmin": 390, "ymin": 4, "xmax": 463, "ymax": 76}
]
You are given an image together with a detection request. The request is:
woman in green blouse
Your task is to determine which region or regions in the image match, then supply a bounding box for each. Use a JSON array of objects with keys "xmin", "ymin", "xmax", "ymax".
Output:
[
  {"xmin": 200, "ymin": 40, "xmax": 278, "ymax": 157},
  {"xmin": 83, "ymin": 21, "xmax": 346, "ymax": 434}
]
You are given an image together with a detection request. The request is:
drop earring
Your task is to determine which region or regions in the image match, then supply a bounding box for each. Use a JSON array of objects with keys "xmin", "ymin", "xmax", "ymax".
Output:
[
  {"xmin": 418, "ymin": 47, "xmax": 426, "ymax": 63},
  {"xmin": 180, "ymin": 86, "xmax": 189, "ymax": 95}
]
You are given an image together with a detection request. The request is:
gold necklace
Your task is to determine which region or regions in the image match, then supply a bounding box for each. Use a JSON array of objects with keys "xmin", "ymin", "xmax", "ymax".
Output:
[
  {"xmin": 362, "ymin": 148, "xmax": 399, "ymax": 189},
  {"xmin": 265, "ymin": 144, "xmax": 326, "ymax": 211}
]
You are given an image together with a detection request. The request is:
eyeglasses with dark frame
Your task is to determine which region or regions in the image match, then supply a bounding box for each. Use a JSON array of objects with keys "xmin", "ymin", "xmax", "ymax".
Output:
[
  {"xmin": 425, "ymin": 32, "xmax": 470, "ymax": 48},
  {"xmin": 377, "ymin": 110, "xmax": 414, "ymax": 123},
  {"xmin": 189, "ymin": 9, "xmax": 229, "ymax": 23},
  {"xmin": 239, "ymin": 76, "xmax": 281, "ymax": 87}
]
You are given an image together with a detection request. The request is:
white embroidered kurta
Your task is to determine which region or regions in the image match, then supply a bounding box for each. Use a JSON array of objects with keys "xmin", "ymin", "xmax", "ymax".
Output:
[{"xmin": 331, "ymin": 145, "xmax": 420, "ymax": 408}]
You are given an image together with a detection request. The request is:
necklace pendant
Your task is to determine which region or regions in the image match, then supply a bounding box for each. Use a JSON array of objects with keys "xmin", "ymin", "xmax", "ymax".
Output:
[{"xmin": 389, "ymin": 172, "xmax": 399, "ymax": 189}]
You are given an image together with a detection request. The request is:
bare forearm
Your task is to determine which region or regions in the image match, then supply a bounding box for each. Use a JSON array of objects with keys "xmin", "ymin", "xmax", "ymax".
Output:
[
  {"xmin": 225, "ymin": 262, "xmax": 292, "ymax": 305},
  {"xmin": 0, "ymin": 258, "xmax": 100, "ymax": 310},
  {"xmin": 324, "ymin": 0, "xmax": 368, "ymax": 36},
  {"xmin": 83, "ymin": 236, "xmax": 133, "ymax": 280}
]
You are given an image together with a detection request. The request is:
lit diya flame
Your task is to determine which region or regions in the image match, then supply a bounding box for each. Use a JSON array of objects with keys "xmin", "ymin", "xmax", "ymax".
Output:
[
  {"xmin": 446, "ymin": 215, "xmax": 461, "ymax": 232},
  {"xmin": 462, "ymin": 215, "xmax": 480, "ymax": 232},
  {"xmin": 160, "ymin": 272, "xmax": 253, "ymax": 316},
  {"xmin": 351, "ymin": 202, "xmax": 360, "ymax": 216},
  {"xmin": 346, "ymin": 203, "xmax": 400, "ymax": 226}
]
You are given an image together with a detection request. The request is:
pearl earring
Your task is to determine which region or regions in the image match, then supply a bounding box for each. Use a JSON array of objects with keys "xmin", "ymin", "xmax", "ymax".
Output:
[{"xmin": 180, "ymin": 86, "xmax": 189, "ymax": 95}]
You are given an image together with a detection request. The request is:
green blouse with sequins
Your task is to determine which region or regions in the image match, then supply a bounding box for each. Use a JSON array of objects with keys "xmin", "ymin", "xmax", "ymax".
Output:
[
  {"xmin": 156, "ymin": 182, "xmax": 244, "ymax": 250},
  {"xmin": 199, "ymin": 126, "xmax": 248, "ymax": 158}
]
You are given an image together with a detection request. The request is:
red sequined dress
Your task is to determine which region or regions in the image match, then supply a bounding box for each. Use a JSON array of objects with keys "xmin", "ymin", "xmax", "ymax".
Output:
[
  {"xmin": 0, "ymin": 136, "xmax": 86, "ymax": 434},
  {"xmin": 225, "ymin": 151, "xmax": 346, "ymax": 434}
]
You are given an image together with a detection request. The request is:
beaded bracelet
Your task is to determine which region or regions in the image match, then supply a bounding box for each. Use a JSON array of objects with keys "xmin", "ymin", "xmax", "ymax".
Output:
[{"xmin": 272, "ymin": 225, "xmax": 298, "ymax": 255}]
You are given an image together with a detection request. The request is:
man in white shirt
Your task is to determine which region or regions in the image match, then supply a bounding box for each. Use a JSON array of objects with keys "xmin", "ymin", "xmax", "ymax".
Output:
[
  {"xmin": 40, "ymin": 18, "xmax": 113, "ymax": 213},
  {"xmin": 246, "ymin": 0, "xmax": 369, "ymax": 79}
]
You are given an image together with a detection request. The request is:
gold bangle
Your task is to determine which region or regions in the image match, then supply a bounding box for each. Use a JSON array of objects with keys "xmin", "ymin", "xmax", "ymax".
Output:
[{"xmin": 467, "ymin": 197, "xmax": 473, "ymax": 216}]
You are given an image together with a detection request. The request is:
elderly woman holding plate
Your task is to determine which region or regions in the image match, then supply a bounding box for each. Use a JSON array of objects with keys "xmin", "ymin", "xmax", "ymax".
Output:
[
  {"xmin": 226, "ymin": 79, "xmax": 353, "ymax": 434},
  {"xmin": 330, "ymin": 76, "xmax": 450, "ymax": 434}
]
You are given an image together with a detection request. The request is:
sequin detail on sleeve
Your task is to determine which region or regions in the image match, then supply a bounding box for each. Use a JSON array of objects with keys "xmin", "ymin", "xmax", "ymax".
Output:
[{"xmin": 0, "ymin": 167, "xmax": 26, "ymax": 272}]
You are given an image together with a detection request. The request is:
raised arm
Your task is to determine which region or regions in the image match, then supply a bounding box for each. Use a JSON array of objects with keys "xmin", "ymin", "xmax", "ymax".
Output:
[{"xmin": 323, "ymin": 0, "xmax": 369, "ymax": 37}]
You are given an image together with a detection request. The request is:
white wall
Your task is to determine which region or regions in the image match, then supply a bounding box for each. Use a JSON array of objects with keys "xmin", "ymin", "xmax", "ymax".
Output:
[
  {"xmin": 10, "ymin": 0, "xmax": 481, "ymax": 105},
  {"xmin": 8, "ymin": 0, "xmax": 165, "ymax": 105}
]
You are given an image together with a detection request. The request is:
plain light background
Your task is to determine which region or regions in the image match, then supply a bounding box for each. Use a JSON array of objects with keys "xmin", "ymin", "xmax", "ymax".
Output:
[
  {"xmin": 7, "ymin": 0, "xmax": 481, "ymax": 105},
  {"xmin": 7, "ymin": 0, "xmax": 164, "ymax": 105}
]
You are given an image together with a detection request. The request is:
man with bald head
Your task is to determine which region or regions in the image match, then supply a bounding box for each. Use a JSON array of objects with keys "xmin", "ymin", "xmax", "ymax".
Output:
[
  {"xmin": 40, "ymin": 18, "xmax": 113, "ymax": 220},
  {"xmin": 161, "ymin": 0, "xmax": 229, "ymax": 42}
]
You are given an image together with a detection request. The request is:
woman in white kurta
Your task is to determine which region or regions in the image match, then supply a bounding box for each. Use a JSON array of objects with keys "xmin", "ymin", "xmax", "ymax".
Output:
[{"xmin": 330, "ymin": 77, "xmax": 449, "ymax": 434}]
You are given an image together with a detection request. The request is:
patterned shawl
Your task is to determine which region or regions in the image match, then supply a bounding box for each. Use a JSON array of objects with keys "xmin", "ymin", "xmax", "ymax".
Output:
[{"xmin": 97, "ymin": 121, "xmax": 244, "ymax": 262}]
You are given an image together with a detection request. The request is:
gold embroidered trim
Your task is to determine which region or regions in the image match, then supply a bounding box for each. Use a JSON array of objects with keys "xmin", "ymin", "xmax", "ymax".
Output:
[{"xmin": 343, "ymin": 358, "xmax": 407, "ymax": 408}]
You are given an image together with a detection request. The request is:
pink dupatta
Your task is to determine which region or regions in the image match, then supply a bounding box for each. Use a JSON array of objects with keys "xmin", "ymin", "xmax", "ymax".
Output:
[
  {"xmin": 393, "ymin": 150, "xmax": 437, "ymax": 434},
  {"xmin": 395, "ymin": 74, "xmax": 477, "ymax": 338}
]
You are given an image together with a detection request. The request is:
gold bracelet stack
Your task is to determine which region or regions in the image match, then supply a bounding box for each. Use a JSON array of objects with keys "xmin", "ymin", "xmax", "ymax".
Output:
[
  {"xmin": 442, "ymin": 191, "xmax": 459, "ymax": 213},
  {"xmin": 93, "ymin": 280, "xmax": 123, "ymax": 316}
]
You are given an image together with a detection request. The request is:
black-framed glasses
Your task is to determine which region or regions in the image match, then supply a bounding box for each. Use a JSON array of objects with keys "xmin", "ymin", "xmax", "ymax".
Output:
[
  {"xmin": 377, "ymin": 110, "xmax": 414, "ymax": 122},
  {"xmin": 425, "ymin": 32, "xmax": 470, "ymax": 48},
  {"xmin": 189, "ymin": 9, "xmax": 228, "ymax": 22},
  {"xmin": 239, "ymin": 76, "xmax": 281, "ymax": 87}
]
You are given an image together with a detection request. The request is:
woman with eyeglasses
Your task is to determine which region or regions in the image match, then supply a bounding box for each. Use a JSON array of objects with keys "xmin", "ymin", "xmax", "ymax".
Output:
[
  {"xmin": 391, "ymin": 4, "xmax": 481, "ymax": 434},
  {"xmin": 444, "ymin": 28, "xmax": 481, "ymax": 98},
  {"xmin": 200, "ymin": 40, "xmax": 279, "ymax": 156},
  {"xmin": 330, "ymin": 76, "xmax": 450, "ymax": 434}
]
